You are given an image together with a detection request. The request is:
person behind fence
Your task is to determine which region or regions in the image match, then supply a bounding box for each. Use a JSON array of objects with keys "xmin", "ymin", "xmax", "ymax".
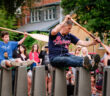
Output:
[
  {"xmin": 95, "ymin": 62, "xmax": 103, "ymax": 96},
  {"xmin": 48, "ymin": 15, "xmax": 100, "ymax": 71},
  {"xmin": 0, "ymin": 31, "xmax": 33, "ymax": 69},
  {"xmin": 14, "ymin": 44, "xmax": 33, "ymax": 64},
  {"xmin": 91, "ymin": 74, "xmax": 97, "ymax": 96},
  {"xmin": 16, "ymin": 44, "xmax": 33, "ymax": 96},
  {"xmin": 74, "ymin": 45, "xmax": 82, "ymax": 56},
  {"xmin": 39, "ymin": 44, "xmax": 52, "ymax": 96},
  {"xmin": 29, "ymin": 44, "xmax": 40, "ymax": 69},
  {"xmin": 81, "ymin": 47, "xmax": 91, "ymax": 59},
  {"xmin": 66, "ymin": 68, "xmax": 75, "ymax": 96},
  {"xmin": 71, "ymin": 46, "xmax": 82, "ymax": 80}
]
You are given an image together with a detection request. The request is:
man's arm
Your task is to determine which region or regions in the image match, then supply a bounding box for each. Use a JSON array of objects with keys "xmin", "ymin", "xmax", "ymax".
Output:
[
  {"xmin": 51, "ymin": 15, "xmax": 71, "ymax": 36},
  {"xmin": 101, "ymin": 44, "xmax": 110, "ymax": 54},
  {"xmin": 77, "ymin": 39, "xmax": 99, "ymax": 47},
  {"xmin": 18, "ymin": 32, "xmax": 28, "ymax": 45}
]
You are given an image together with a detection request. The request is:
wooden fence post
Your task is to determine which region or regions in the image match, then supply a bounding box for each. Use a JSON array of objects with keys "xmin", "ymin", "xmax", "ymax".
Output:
[
  {"xmin": 31, "ymin": 66, "xmax": 46, "ymax": 96},
  {"xmin": 0, "ymin": 69, "xmax": 12, "ymax": 96},
  {"xmin": 14, "ymin": 66, "xmax": 28, "ymax": 96},
  {"xmin": 102, "ymin": 67, "xmax": 110, "ymax": 96},
  {"xmin": 74, "ymin": 67, "xmax": 91, "ymax": 96}
]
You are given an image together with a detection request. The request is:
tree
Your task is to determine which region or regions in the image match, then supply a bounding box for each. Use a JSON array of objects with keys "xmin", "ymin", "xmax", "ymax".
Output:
[
  {"xmin": 0, "ymin": 0, "xmax": 36, "ymax": 16},
  {"xmin": 61, "ymin": 0, "xmax": 110, "ymax": 40},
  {"xmin": 0, "ymin": 0, "xmax": 25, "ymax": 15},
  {"xmin": 0, "ymin": 9, "xmax": 20, "ymax": 41}
]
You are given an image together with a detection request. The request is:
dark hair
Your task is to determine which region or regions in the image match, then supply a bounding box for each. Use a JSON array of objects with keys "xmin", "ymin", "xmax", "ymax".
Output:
[
  {"xmin": 1, "ymin": 31, "xmax": 9, "ymax": 38},
  {"xmin": 31, "ymin": 44, "xmax": 39, "ymax": 52},
  {"xmin": 18, "ymin": 44, "xmax": 27, "ymax": 56}
]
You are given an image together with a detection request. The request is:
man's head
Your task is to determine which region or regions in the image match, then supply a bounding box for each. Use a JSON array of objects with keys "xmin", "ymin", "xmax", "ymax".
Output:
[
  {"xmin": 61, "ymin": 19, "xmax": 73, "ymax": 35},
  {"xmin": 1, "ymin": 31, "xmax": 9, "ymax": 43}
]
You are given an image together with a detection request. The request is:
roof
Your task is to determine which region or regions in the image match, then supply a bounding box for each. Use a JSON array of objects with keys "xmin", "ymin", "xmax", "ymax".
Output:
[
  {"xmin": 42, "ymin": 2, "xmax": 60, "ymax": 7},
  {"xmin": 33, "ymin": 1, "xmax": 60, "ymax": 8},
  {"xmin": 17, "ymin": 19, "xmax": 59, "ymax": 32}
]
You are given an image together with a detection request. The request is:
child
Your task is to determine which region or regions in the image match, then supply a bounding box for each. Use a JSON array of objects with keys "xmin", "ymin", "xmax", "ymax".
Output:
[
  {"xmin": 0, "ymin": 31, "xmax": 31, "ymax": 70},
  {"xmin": 39, "ymin": 44, "xmax": 52, "ymax": 96},
  {"xmin": 17, "ymin": 44, "xmax": 33, "ymax": 96}
]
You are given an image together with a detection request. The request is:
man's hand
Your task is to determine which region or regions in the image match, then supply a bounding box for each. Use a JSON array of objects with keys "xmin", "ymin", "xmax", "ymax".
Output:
[
  {"xmin": 64, "ymin": 15, "xmax": 71, "ymax": 23},
  {"xmin": 18, "ymin": 32, "xmax": 28, "ymax": 45},
  {"xmin": 93, "ymin": 38, "xmax": 101, "ymax": 45},
  {"xmin": 24, "ymin": 32, "xmax": 28, "ymax": 38}
]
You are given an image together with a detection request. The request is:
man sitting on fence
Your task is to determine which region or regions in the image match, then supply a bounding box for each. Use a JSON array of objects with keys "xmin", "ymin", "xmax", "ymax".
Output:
[
  {"xmin": 0, "ymin": 31, "xmax": 33, "ymax": 70},
  {"xmin": 48, "ymin": 15, "xmax": 100, "ymax": 71}
]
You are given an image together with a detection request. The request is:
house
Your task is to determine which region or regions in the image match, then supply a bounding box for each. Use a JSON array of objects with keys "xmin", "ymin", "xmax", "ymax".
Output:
[{"xmin": 17, "ymin": 0, "xmax": 61, "ymax": 32}]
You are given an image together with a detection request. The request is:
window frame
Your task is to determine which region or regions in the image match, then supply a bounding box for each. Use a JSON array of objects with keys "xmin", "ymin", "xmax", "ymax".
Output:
[{"xmin": 44, "ymin": 7, "xmax": 56, "ymax": 21}]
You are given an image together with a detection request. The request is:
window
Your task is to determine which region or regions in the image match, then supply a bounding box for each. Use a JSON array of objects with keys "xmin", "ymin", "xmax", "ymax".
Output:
[
  {"xmin": 44, "ymin": 8, "xmax": 56, "ymax": 21},
  {"xmin": 31, "ymin": 9, "xmax": 41, "ymax": 23},
  {"xmin": 31, "ymin": 9, "xmax": 35, "ymax": 22},
  {"xmin": 35, "ymin": 10, "xmax": 41, "ymax": 22},
  {"xmin": 31, "ymin": 7, "xmax": 56, "ymax": 23}
]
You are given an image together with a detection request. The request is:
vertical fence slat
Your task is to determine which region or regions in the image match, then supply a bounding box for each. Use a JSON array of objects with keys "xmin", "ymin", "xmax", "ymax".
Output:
[
  {"xmin": 74, "ymin": 67, "xmax": 91, "ymax": 96},
  {"xmin": 54, "ymin": 68, "xmax": 67, "ymax": 96},
  {"xmin": 102, "ymin": 67, "xmax": 110, "ymax": 96},
  {"xmin": 14, "ymin": 66, "xmax": 28, "ymax": 96},
  {"xmin": 31, "ymin": 66, "xmax": 46, "ymax": 96},
  {"xmin": 0, "ymin": 69, "xmax": 12, "ymax": 96}
]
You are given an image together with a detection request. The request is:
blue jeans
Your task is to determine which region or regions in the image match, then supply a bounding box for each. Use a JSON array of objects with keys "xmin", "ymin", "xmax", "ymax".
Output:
[
  {"xmin": 30, "ymin": 62, "xmax": 37, "ymax": 70},
  {"xmin": 50, "ymin": 54, "xmax": 83, "ymax": 68}
]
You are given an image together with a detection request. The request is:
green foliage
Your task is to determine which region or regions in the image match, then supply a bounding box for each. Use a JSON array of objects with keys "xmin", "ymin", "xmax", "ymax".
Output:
[
  {"xmin": 0, "ymin": 0, "xmax": 25, "ymax": 15},
  {"xmin": 61, "ymin": 0, "xmax": 76, "ymax": 14},
  {"xmin": 23, "ymin": 35, "xmax": 36, "ymax": 49},
  {"xmin": 0, "ymin": 0, "xmax": 36, "ymax": 15},
  {"xmin": 61, "ymin": 0, "xmax": 110, "ymax": 40},
  {"xmin": 0, "ymin": 9, "xmax": 20, "ymax": 41},
  {"xmin": 0, "ymin": 9, "xmax": 16, "ymax": 29}
]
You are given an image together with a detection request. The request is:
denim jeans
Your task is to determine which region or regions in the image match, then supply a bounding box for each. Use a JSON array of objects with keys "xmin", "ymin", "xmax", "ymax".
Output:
[
  {"xmin": 30, "ymin": 62, "xmax": 37, "ymax": 70},
  {"xmin": 50, "ymin": 54, "xmax": 83, "ymax": 68}
]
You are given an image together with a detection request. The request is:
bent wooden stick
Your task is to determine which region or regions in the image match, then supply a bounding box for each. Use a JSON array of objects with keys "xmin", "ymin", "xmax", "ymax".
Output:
[
  {"xmin": 71, "ymin": 19, "xmax": 110, "ymax": 53},
  {"xmin": 0, "ymin": 27, "xmax": 49, "ymax": 42}
]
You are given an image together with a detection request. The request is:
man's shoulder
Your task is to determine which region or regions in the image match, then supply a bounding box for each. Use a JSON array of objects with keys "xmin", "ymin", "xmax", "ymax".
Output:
[
  {"xmin": 68, "ymin": 33, "xmax": 74, "ymax": 36},
  {"xmin": 49, "ymin": 32, "xmax": 60, "ymax": 40}
]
